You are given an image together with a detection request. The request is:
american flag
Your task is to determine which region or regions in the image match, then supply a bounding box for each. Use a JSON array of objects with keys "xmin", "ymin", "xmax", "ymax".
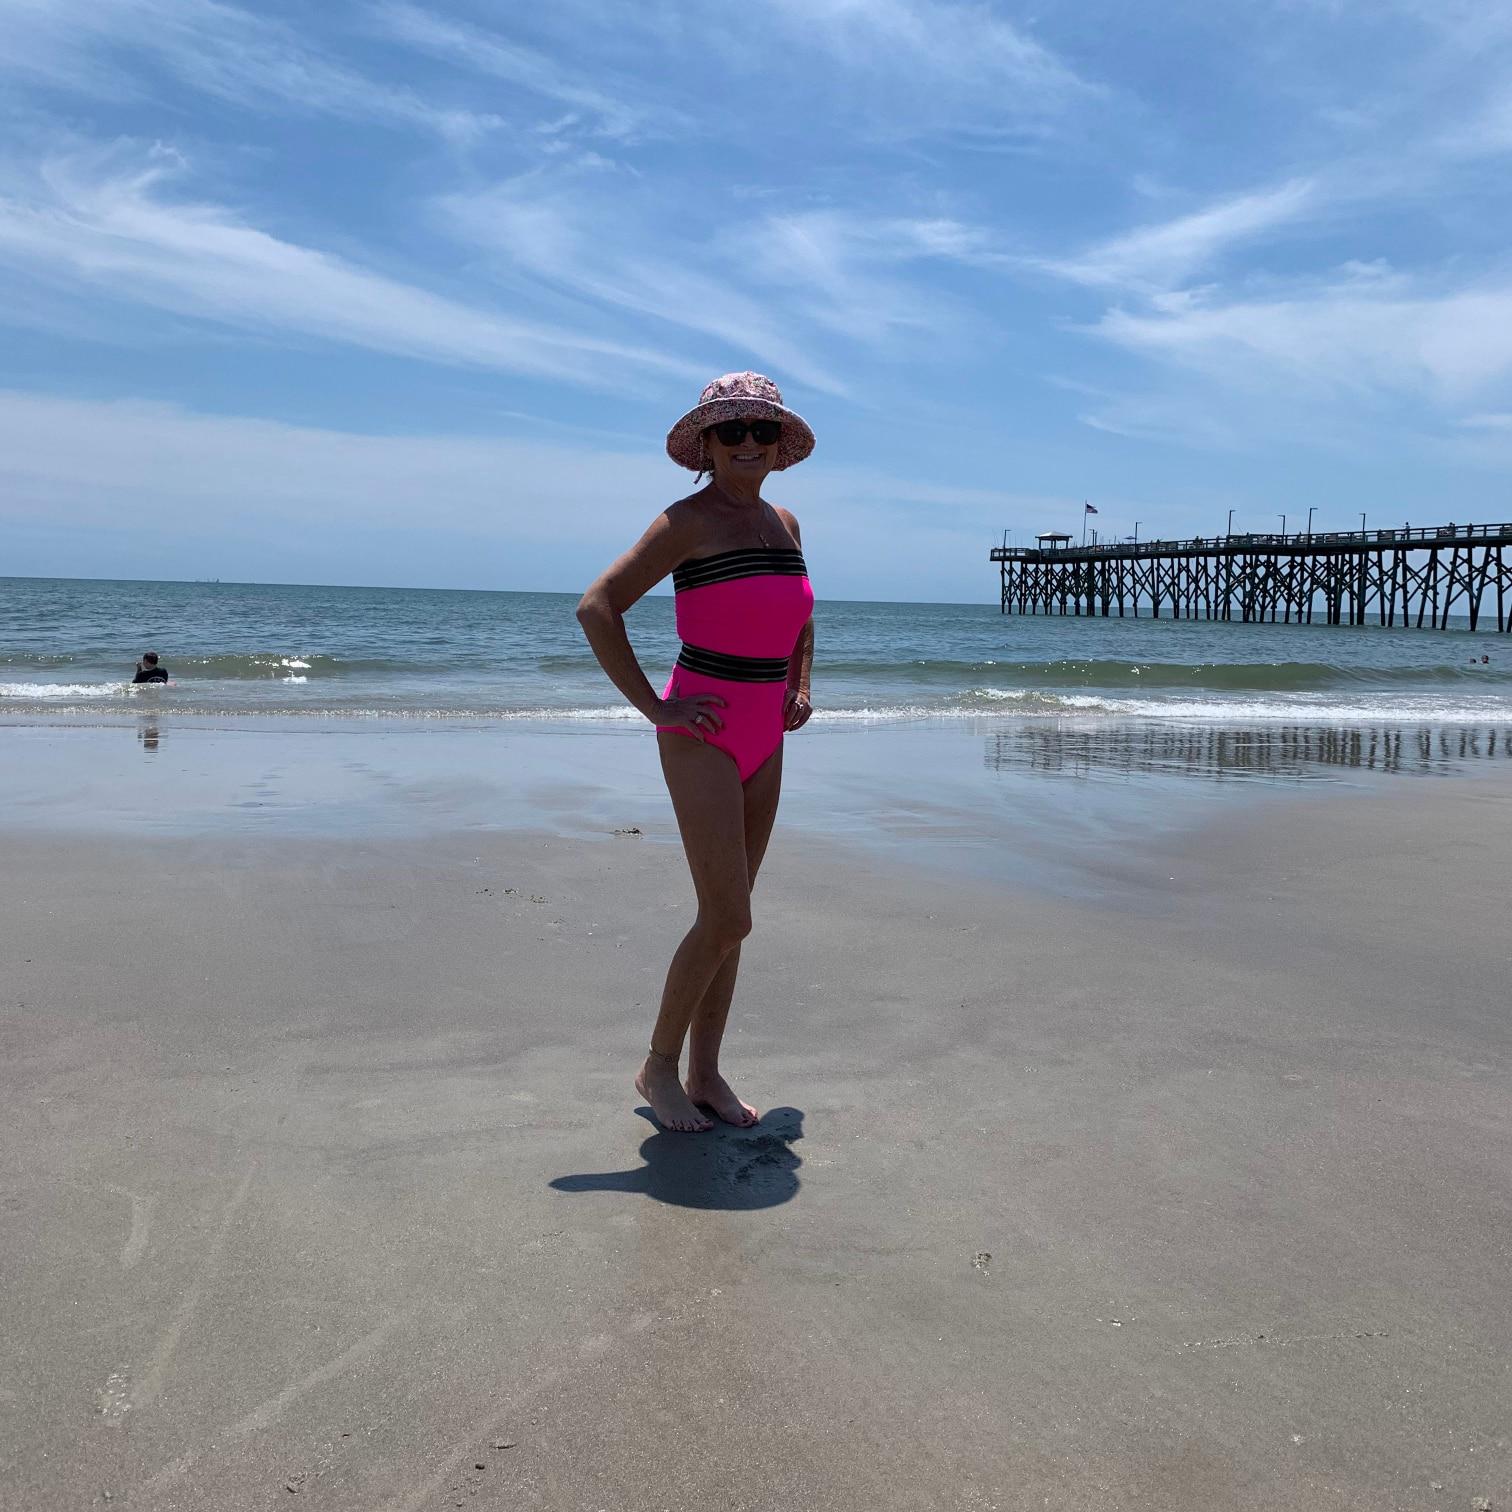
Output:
[{"xmin": 1084, "ymin": 502, "xmax": 1099, "ymax": 515}]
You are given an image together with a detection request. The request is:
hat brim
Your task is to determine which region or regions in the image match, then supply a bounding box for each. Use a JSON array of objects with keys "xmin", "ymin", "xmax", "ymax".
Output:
[{"xmin": 665, "ymin": 396, "xmax": 815, "ymax": 472}]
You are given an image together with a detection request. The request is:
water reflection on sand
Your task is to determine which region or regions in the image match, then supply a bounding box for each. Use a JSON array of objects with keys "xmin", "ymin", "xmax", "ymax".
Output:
[{"xmin": 988, "ymin": 720, "xmax": 1512, "ymax": 783}]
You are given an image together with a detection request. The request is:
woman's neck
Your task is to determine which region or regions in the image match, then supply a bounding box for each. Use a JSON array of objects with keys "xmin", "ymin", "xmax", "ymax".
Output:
[{"xmin": 708, "ymin": 476, "xmax": 764, "ymax": 509}]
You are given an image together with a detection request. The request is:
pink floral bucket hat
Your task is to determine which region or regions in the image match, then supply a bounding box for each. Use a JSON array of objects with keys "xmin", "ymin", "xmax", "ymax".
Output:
[{"xmin": 665, "ymin": 372, "xmax": 816, "ymax": 472}]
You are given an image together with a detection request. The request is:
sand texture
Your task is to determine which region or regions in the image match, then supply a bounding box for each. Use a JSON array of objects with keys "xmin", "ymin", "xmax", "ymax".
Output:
[{"xmin": 3, "ymin": 780, "xmax": 1511, "ymax": 1510}]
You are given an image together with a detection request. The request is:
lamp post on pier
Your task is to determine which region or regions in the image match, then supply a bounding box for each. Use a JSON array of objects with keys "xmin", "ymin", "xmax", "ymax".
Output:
[
  {"xmin": 1279, "ymin": 513, "xmax": 1287, "ymax": 538},
  {"xmin": 1227, "ymin": 508, "xmax": 1235, "ymax": 538},
  {"xmin": 1134, "ymin": 521, "xmax": 1141, "ymax": 544},
  {"xmin": 1307, "ymin": 506, "xmax": 1317, "ymax": 539}
]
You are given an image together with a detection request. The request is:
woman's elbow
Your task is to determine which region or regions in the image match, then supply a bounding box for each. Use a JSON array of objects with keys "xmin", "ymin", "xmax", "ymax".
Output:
[{"xmin": 576, "ymin": 590, "xmax": 610, "ymax": 629}]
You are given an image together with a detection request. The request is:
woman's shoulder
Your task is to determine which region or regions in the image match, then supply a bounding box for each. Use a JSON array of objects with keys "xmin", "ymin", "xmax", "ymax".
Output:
[{"xmin": 661, "ymin": 493, "xmax": 726, "ymax": 551}]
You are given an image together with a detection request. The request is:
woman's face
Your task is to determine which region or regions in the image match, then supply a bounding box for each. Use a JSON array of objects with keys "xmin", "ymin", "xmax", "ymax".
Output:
[{"xmin": 703, "ymin": 419, "xmax": 779, "ymax": 486}]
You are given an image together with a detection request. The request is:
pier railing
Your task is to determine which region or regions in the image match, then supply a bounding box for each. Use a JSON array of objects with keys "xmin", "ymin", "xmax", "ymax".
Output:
[
  {"xmin": 991, "ymin": 522, "xmax": 1512, "ymax": 563},
  {"xmin": 990, "ymin": 522, "xmax": 1512, "ymax": 629}
]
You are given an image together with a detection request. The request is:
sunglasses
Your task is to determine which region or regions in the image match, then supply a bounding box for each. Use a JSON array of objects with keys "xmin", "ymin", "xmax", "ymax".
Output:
[{"xmin": 708, "ymin": 419, "xmax": 782, "ymax": 447}]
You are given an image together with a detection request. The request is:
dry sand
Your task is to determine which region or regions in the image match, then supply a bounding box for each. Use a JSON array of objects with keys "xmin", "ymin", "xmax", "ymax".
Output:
[{"xmin": 3, "ymin": 776, "xmax": 1511, "ymax": 1510}]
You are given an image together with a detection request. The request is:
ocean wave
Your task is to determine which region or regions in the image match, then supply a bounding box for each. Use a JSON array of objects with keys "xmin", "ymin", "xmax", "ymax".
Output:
[
  {"xmin": 0, "ymin": 700, "xmax": 651, "ymax": 721},
  {"xmin": 171, "ymin": 653, "xmax": 345, "ymax": 678},
  {"xmin": 5, "ymin": 684, "xmax": 1512, "ymax": 725},
  {"xmin": 1, "ymin": 680, "xmax": 131, "ymax": 699},
  {"xmin": 0, "ymin": 653, "xmax": 342, "ymax": 677},
  {"xmin": 946, "ymin": 687, "xmax": 1512, "ymax": 723},
  {"xmin": 814, "ymin": 657, "xmax": 1509, "ymax": 690}
]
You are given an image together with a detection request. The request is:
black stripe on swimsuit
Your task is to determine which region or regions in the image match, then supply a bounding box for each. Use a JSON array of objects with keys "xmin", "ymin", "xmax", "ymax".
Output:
[
  {"xmin": 676, "ymin": 643, "xmax": 792, "ymax": 683},
  {"xmin": 672, "ymin": 547, "xmax": 808, "ymax": 594}
]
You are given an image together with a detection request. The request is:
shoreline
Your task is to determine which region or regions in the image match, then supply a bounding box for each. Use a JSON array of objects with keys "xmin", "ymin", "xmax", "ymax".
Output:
[{"xmin": 7, "ymin": 714, "xmax": 1512, "ymax": 905}]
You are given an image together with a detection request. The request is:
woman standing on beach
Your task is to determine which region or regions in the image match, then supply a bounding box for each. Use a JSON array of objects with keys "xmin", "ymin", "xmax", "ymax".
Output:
[{"xmin": 576, "ymin": 373, "xmax": 816, "ymax": 1133}]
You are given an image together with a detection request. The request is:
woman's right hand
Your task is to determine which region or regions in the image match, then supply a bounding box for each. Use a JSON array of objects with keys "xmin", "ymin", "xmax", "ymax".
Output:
[{"xmin": 655, "ymin": 692, "xmax": 726, "ymax": 738}]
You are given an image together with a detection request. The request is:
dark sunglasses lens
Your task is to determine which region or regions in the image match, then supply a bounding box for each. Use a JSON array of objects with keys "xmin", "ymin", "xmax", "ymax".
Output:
[{"xmin": 712, "ymin": 419, "xmax": 783, "ymax": 446}]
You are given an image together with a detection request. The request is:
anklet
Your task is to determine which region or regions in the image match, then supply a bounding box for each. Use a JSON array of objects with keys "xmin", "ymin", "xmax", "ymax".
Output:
[{"xmin": 647, "ymin": 1046, "xmax": 679, "ymax": 1065}]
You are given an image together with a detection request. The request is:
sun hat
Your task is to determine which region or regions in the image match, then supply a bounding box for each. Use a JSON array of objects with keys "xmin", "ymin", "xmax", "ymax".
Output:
[{"xmin": 665, "ymin": 372, "xmax": 815, "ymax": 472}]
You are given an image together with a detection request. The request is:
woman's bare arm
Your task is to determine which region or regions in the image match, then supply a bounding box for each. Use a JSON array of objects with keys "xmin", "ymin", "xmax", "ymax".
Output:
[
  {"xmin": 776, "ymin": 507, "xmax": 815, "ymax": 730},
  {"xmin": 575, "ymin": 511, "xmax": 691, "ymax": 723},
  {"xmin": 788, "ymin": 619, "xmax": 814, "ymax": 700}
]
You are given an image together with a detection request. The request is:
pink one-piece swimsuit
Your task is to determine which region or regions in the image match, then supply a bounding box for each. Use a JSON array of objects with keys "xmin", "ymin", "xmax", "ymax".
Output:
[{"xmin": 655, "ymin": 547, "xmax": 814, "ymax": 782}]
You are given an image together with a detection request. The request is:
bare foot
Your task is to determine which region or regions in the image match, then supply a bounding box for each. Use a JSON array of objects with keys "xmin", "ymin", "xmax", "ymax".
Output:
[
  {"xmin": 635, "ymin": 1056, "xmax": 713, "ymax": 1133},
  {"xmin": 685, "ymin": 1071, "xmax": 760, "ymax": 1128}
]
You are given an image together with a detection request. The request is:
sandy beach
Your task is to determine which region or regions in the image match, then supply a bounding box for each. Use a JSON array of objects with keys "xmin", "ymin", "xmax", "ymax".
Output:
[{"xmin": 3, "ymin": 722, "xmax": 1510, "ymax": 1511}]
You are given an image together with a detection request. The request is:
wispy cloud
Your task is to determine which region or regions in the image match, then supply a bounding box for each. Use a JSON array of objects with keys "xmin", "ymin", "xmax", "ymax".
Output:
[
  {"xmin": 729, "ymin": 211, "xmax": 961, "ymax": 346},
  {"xmin": 763, "ymin": 0, "xmax": 1094, "ymax": 133},
  {"xmin": 1042, "ymin": 180, "xmax": 1317, "ymax": 293},
  {"xmin": 481, "ymin": 0, "xmax": 1094, "ymax": 142},
  {"xmin": 1091, "ymin": 273, "xmax": 1512, "ymax": 404},
  {"xmin": 439, "ymin": 183, "xmax": 860, "ymax": 395},
  {"xmin": 0, "ymin": 0, "xmax": 500, "ymax": 141},
  {"xmin": 0, "ymin": 146, "xmax": 694, "ymax": 388},
  {"xmin": 371, "ymin": 2, "xmax": 671, "ymax": 142},
  {"xmin": 0, "ymin": 388, "xmax": 665, "ymax": 540},
  {"xmin": 439, "ymin": 183, "xmax": 1007, "ymax": 398}
]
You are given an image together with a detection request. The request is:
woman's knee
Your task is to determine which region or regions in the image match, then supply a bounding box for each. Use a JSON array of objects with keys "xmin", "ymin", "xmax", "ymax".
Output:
[{"xmin": 697, "ymin": 906, "xmax": 752, "ymax": 955}]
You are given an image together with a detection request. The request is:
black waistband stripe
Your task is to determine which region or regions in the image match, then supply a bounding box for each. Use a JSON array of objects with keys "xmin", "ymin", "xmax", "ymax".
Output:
[
  {"xmin": 673, "ymin": 548, "xmax": 808, "ymax": 594},
  {"xmin": 676, "ymin": 643, "xmax": 791, "ymax": 682}
]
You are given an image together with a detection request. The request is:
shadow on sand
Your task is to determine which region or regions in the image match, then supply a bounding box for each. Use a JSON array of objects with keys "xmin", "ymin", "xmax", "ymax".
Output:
[{"xmin": 550, "ymin": 1106, "xmax": 804, "ymax": 1210}]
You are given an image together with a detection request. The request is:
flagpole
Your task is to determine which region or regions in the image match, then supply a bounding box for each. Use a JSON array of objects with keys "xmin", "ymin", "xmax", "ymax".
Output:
[{"xmin": 1082, "ymin": 501, "xmax": 1088, "ymax": 547}]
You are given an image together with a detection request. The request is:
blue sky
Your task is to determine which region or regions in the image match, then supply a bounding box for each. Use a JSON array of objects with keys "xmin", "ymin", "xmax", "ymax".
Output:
[{"xmin": 3, "ymin": 0, "xmax": 1512, "ymax": 601}]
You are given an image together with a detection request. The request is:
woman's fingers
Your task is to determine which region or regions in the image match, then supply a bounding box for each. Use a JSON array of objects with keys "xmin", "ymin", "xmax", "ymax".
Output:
[{"xmin": 688, "ymin": 695, "xmax": 725, "ymax": 733}]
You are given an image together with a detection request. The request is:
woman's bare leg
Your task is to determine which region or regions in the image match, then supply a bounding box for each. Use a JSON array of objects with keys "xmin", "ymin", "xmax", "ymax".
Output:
[
  {"xmin": 685, "ymin": 742, "xmax": 782, "ymax": 1126},
  {"xmin": 634, "ymin": 734, "xmax": 757, "ymax": 1132}
]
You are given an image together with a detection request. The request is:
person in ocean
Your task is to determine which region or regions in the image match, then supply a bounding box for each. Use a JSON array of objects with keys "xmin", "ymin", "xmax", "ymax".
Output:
[
  {"xmin": 576, "ymin": 373, "xmax": 815, "ymax": 1133},
  {"xmin": 131, "ymin": 651, "xmax": 169, "ymax": 684}
]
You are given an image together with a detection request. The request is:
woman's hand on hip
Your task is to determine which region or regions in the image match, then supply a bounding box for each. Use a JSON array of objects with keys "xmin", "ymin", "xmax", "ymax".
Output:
[
  {"xmin": 656, "ymin": 692, "xmax": 726, "ymax": 738},
  {"xmin": 783, "ymin": 689, "xmax": 813, "ymax": 732}
]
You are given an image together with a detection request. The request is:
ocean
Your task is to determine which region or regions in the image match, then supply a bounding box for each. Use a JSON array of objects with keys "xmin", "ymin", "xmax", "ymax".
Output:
[{"xmin": 3, "ymin": 575, "xmax": 1511, "ymax": 728}]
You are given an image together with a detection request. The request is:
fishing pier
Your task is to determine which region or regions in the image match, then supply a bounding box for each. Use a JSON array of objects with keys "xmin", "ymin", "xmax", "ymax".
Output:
[{"xmin": 991, "ymin": 522, "xmax": 1512, "ymax": 631}]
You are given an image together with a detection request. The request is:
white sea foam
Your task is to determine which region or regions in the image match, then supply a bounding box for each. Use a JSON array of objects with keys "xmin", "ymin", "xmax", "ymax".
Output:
[
  {"xmin": 943, "ymin": 686, "xmax": 1512, "ymax": 723},
  {"xmin": 4, "ymin": 682, "xmax": 1510, "ymax": 726},
  {"xmin": 0, "ymin": 681, "xmax": 128, "ymax": 699}
]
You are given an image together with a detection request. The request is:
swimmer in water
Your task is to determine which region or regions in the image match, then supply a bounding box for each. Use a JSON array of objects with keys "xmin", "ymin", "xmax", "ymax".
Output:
[{"xmin": 132, "ymin": 651, "xmax": 169, "ymax": 684}]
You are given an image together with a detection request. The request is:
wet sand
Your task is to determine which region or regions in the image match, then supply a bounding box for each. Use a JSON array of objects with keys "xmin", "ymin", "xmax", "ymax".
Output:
[{"xmin": 3, "ymin": 768, "xmax": 1511, "ymax": 1509}]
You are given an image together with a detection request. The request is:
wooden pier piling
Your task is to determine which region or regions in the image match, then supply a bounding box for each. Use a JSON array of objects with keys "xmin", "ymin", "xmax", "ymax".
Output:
[{"xmin": 991, "ymin": 523, "xmax": 1512, "ymax": 630}]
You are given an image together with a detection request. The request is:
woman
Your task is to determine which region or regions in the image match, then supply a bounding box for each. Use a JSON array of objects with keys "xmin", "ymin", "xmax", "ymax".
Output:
[{"xmin": 576, "ymin": 373, "xmax": 816, "ymax": 1133}]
